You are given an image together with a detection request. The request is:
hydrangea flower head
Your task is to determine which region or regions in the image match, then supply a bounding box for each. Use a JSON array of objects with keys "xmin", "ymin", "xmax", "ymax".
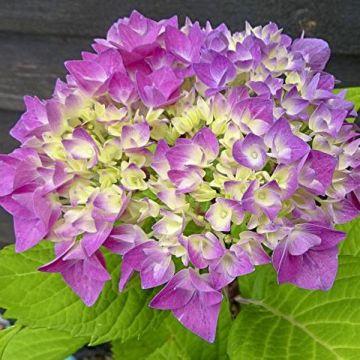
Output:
[{"xmin": 1, "ymin": 11, "xmax": 359, "ymax": 342}]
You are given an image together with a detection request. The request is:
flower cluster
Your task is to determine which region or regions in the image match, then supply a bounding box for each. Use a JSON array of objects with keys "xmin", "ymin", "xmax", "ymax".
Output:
[{"xmin": 1, "ymin": 11, "xmax": 359, "ymax": 342}]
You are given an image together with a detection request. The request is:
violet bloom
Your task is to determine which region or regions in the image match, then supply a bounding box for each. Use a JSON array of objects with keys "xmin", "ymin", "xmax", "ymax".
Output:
[
  {"xmin": 103, "ymin": 224, "xmax": 147, "ymax": 255},
  {"xmin": 186, "ymin": 232, "xmax": 225, "ymax": 269},
  {"xmin": 264, "ymin": 118, "xmax": 310, "ymax": 164},
  {"xmin": 242, "ymin": 180, "xmax": 282, "ymax": 221},
  {"xmin": 291, "ymin": 38, "xmax": 330, "ymax": 71},
  {"xmin": 193, "ymin": 53, "xmax": 236, "ymax": 94},
  {"xmin": 62, "ymin": 128, "xmax": 99, "ymax": 168},
  {"xmin": 204, "ymin": 25, "xmax": 230, "ymax": 53},
  {"xmin": 118, "ymin": 240, "xmax": 175, "ymax": 291},
  {"xmin": 166, "ymin": 127, "xmax": 219, "ymax": 171},
  {"xmin": 228, "ymin": 35, "xmax": 262, "ymax": 71},
  {"xmin": 1, "ymin": 13, "xmax": 358, "ymax": 343},
  {"xmin": 205, "ymin": 198, "xmax": 244, "ymax": 232},
  {"xmin": 65, "ymin": 49, "xmax": 125, "ymax": 95},
  {"xmin": 232, "ymin": 133, "xmax": 267, "ymax": 170},
  {"xmin": 164, "ymin": 23, "xmax": 204, "ymax": 64},
  {"xmin": 273, "ymin": 223, "xmax": 346, "ymax": 290},
  {"xmin": 150, "ymin": 268, "xmax": 223, "ymax": 342},
  {"xmin": 108, "ymin": 71, "xmax": 138, "ymax": 105},
  {"xmin": 10, "ymin": 96, "xmax": 49, "ymax": 142},
  {"xmin": 309, "ymin": 104, "xmax": 347, "ymax": 137},
  {"xmin": 0, "ymin": 149, "xmax": 60, "ymax": 252},
  {"xmin": 121, "ymin": 122, "xmax": 151, "ymax": 151},
  {"xmin": 281, "ymin": 87, "xmax": 309, "ymax": 117},
  {"xmin": 209, "ymin": 245, "xmax": 254, "ymax": 289},
  {"xmin": 136, "ymin": 66, "xmax": 183, "ymax": 108},
  {"xmin": 39, "ymin": 241, "xmax": 111, "ymax": 306},
  {"xmin": 106, "ymin": 11, "xmax": 161, "ymax": 50},
  {"xmin": 104, "ymin": 10, "xmax": 178, "ymax": 65},
  {"xmin": 231, "ymin": 97, "xmax": 274, "ymax": 136},
  {"xmin": 298, "ymin": 150, "xmax": 337, "ymax": 195},
  {"xmin": 237, "ymin": 231, "xmax": 271, "ymax": 265}
]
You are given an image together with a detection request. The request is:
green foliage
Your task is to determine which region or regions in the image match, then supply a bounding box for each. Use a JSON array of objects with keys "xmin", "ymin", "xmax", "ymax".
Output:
[
  {"xmin": 0, "ymin": 243, "xmax": 165, "ymax": 346},
  {"xmin": 337, "ymin": 217, "xmax": 360, "ymax": 256},
  {"xmin": 112, "ymin": 301, "xmax": 232, "ymax": 360},
  {"xmin": 0, "ymin": 325, "xmax": 87, "ymax": 360},
  {"xmin": 334, "ymin": 86, "xmax": 360, "ymax": 121},
  {"xmin": 0, "ymin": 217, "xmax": 359, "ymax": 360},
  {"xmin": 228, "ymin": 216, "xmax": 360, "ymax": 360},
  {"xmin": 183, "ymin": 219, "xmax": 204, "ymax": 236},
  {"xmin": 344, "ymin": 87, "xmax": 360, "ymax": 111}
]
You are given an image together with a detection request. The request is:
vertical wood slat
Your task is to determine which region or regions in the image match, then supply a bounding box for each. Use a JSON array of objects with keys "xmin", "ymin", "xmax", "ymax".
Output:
[{"xmin": 0, "ymin": 0, "xmax": 358, "ymax": 54}]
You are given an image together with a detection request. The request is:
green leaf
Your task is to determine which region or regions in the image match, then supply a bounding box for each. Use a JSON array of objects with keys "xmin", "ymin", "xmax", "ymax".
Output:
[
  {"xmin": 0, "ymin": 326, "xmax": 21, "ymax": 358},
  {"xmin": 237, "ymin": 264, "xmax": 278, "ymax": 301},
  {"xmin": 337, "ymin": 217, "xmax": 360, "ymax": 256},
  {"xmin": 0, "ymin": 325, "xmax": 86, "ymax": 360},
  {"xmin": 229, "ymin": 253, "xmax": 360, "ymax": 359},
  {"xmin": 112, "ymin": 301, "xmax": 232, "ymax": 360},
  {"xmin": 0, "ymin": 243, "xmax": 166, "ymax": 345},
  {"xmin": 344, "ymin": 87, "xmax": 360, "ymax": 111},
  {"xmin": 183, "ymin": 220, "xmax": 204, "ymax": 236}
]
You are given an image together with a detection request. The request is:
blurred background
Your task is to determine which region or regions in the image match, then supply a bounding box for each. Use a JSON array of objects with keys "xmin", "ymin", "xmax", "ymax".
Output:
[{"xmin": 0, "ymin": 0, "xmax": 359, "ymax": 248}]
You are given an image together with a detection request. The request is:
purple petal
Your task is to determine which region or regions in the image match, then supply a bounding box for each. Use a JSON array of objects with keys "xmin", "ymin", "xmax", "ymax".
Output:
[
  {"xmin": 40, "ymin": 243, "xmax": 110, "ymax": 306},
  {"xmin": 62, "ymin": 251, "xmax": 110, "ymax": 306},
  {"xmin": 210, "ymin": 248, "xmax": 254, "ymax": 289},
  {"xmin": 149, "ymin": 269, "xmax": 194, "ymax": 309},
  {"xmin": 205, "ymin": 200, "xmax": 233, "ymax": 232},
  {"xmin": 299, "ymin": 150, "xmax": 337, "ymax": 195},
  {"xmin": 10, "ymin": 96, "xmax": 49, "ymax": 142},
  {"xmin": 282, "ymin": 87, "xmax": 309, "ymax": 117},
  {"xmin": 172, "ymin": 292, "xmax": 221, "ymax": 342},
  {"xmin": 291, "ymin": 38, "xmax": 330, "ymax": 71},
  {"xmin": 165, "ymin": 26, "xmax": 193, "ymax": 63},
  {"xmin": 140, "ymin": 250, "xmax": 175, "ymax": 289},
  {"xmin": 109, "ymin": 71, "xmax": 137, "ymax": 104},
  {"xmin": 326, "ymin": 198, "xmax": 359, "ymax": 224},
  {"xmin": 82, "ymin": 221, "xmax": 113, "ymax": 257},
  {"xmin": 297, "ymin": 223, "xmax": 346, "ymax": 250},
  {"xmin": 193, "ymin": 127, "xmax": 219, "ymax": 161},
  {"xmin": 0, "ymin": 155, "xmax": 20, "ymax": 197},
  {"xmin": 266, "ymin": 118, "xmax": 310, "ymax": 164},
  {"xmin": 271, "ymin": 162, "xmax": 302, "ymax": 199},
  {"xmin": 95, "ymin": 48, "xmax": 125, "ymax": 76},
  {"xmin": 65, "ymin": 60, "xmax": 107, "ymax": 94},
  {"xmin": 104, "ymin": 224, "xmax": 147, "ymax": 255},
  {"xmin": 287, "ymin": 229, "xmax": 322, "ymax": 256},
  {"xmin": 194, "ymin": 53, "xmax": 235, "ymax": 89},
  {"xmin": 136, "ymin": 66, "xmax": 182, "ymax": 108},
  {"xmin": 118, "ymin": 241, "xmax": 157, "ymax": 291},
  {"xmin": 231, "ymin": 98, "xmax": 274, "ymax": 136},
  {"xmin": 187, "ymin": 233, "xmax": 225, "ymax": 269},
  {"xmin": 166, "ymin": 143, "xmax": 204, "ymax": 170},
  {"xmin": 151, "ymin": 139, "xmax": 170, "ymax": 178},
  {"xmin": 121, "ymin": 122, "xmax": 150, "ymax": 150},
  {"xmin": 273, "ymin": 242, "xmax": 339, "ymax": 291},
  {"xmin": 168, "ymin": 167, "xmax": 204, "ymax": 193},
  {"xmin": 232, "ymin": 133, "xmax": 267, "ymax": 170},
  {"xmin": 237, "ymin": 231, "xmax": 270, "ymax": 265}
]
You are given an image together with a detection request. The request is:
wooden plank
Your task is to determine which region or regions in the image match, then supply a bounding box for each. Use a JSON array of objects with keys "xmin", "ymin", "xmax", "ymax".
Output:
[
  {"xmin": 0, "ymin": 209, "xmax": 14, "ymax": 248},
  {"xmin": 0, "ymin": 0, "xmax": 358, "ymax": 55},
  {"xmin": 0, "ymin": 110, "xmax": 21, "ymax": 153},
  {"xmin": 0, "ymin": 110, "xmax": 20, "ymax": 247},
  {"xmin": 0, "ymin": 32, "xmax": 91, "ymax": 111},
  {"xmin": 327, "ymin": 55, "xmax": 360, "ymax": 88}
]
